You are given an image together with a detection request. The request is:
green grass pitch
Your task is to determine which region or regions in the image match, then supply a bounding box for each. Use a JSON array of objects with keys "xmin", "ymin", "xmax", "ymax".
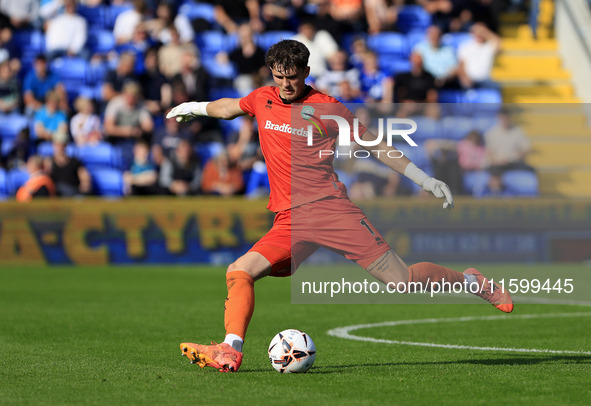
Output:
[{"xmin": 1, "ymin": 265, "xmax": 590, "ymax": 405}]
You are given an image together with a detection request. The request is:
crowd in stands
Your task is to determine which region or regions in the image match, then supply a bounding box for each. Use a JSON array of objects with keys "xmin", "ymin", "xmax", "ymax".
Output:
[{"xmin": 0, "ymin": 0, "xmax": 538, "ymax": 202}]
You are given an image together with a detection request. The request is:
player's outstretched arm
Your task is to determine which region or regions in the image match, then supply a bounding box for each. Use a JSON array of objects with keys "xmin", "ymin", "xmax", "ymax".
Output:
[
  {"xmin": 357, "ymin": 130, "xmax": 454, "ymax": 210},
  {"xmin": 166, "ymin": 98, "xmax": 247, "ymax": 122}
]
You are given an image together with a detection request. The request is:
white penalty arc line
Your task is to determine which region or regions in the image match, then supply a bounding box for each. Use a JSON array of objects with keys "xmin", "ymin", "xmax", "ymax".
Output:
[{"xmin": 327, "ymin": 312, "xmax": 591, "ymax": 356}]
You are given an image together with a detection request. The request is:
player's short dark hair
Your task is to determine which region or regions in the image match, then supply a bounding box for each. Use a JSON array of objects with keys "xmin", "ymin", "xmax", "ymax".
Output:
[{"xmin": 265, "ymin": 40, "xmax": 310, "ymax": 74}]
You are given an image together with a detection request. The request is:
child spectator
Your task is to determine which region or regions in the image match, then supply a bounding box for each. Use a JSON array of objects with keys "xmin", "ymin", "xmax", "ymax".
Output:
[
  {"xmin": 70, "ymin": 96, "xmax": 103, "ymax": 146},
  {"xmin": 124, "ymin": 139, "xmax": 160, "ymax": 195}
]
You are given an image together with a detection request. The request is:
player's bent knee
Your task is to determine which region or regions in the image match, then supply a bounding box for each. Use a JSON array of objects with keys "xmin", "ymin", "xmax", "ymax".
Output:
[{"xmin": 226, "ymin": 252, "xmax": 272, "ymax": 280}]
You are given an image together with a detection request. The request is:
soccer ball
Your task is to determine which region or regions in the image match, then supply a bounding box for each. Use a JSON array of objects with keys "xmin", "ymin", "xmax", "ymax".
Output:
[{"xmin": 268, "ymin": 329, "xmax": 316, "ymax": 374}]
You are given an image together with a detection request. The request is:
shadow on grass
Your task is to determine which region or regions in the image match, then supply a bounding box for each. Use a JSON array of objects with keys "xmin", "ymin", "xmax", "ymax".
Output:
[
  {"xmin": 237, "ymin": 354, "xmax": 591, "ymax": 374},
  {"xmin": 304, "ymin": 354, "xmax": 591, "ymax": 373}
]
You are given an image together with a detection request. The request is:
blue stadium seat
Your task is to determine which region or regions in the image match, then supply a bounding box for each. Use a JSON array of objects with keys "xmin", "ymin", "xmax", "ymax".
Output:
[
  {"xmin": 75, "ymin": 142, "xmax": 123, "ymax": 169},
  {"xmin": 441, "ymin": 116, "xmax": 476, "ymax": 140},
  {"xmin": 378, "ymin": 56, "xmax": 411, "ymax": 76},
  {"xmin": 89, "ymin": 167, "xmax": 124, "ymax": 196},
  {"xmin": 397, "ymin": 6, "xmax": 432, "ymax": 34},
  {"xmin": 463, "ymin": 170, "xmax": 491, "ymax": 197},
  {"xmin": 77, "ymin": 5, "xmax": 107, "ymax": 29},
  {"xmin": 50, "ymin": 57, "xmax": 89, "ymax": 87},
  {"xmin": 195, "ymin": 142, "xmax": 224, "ymax": 167},
  {"xmin": 441, "ymin": 33, "xmax": 472, "ymax": 51},
  {"xmin": 410, "ymin": 116, "xmax": 440, "ymax": 140},
  {"xmin": 245, "ymin": 161, "xmax": 270, "ymax": 197},
  {"xmin": 36, "ymin": 141, "xmax": 54, "ymax": 157},
  {"xmin": 104, "ymin": 3, "xmax": 134, "ymax": 30},
  {"xmin": 209, "ymin": 87, "xmax": 241, "ymax": 100},
  {"xmin": 1, "ymin": 138, "xmax": 14, "ymax": 157},
  {"xmin": 0, "ymin": 114, "xmax": 29, "ymax": 140},
  {"xmin": 6, "ymin": 168, "xmax": 30, "ymax": 195},
  {"xmin": 196, "ymin": 31, "xmax": 234, "ymax": 56},
  {"xmin": 473, "ymin": 116, "xmax": 498, "ymax": 133},
  {"xmin": 256, "ymin": 31, "xmax": 296, "ymax": 51},
  {"xmin": 464, "ymin": 88, "xmax": 503, "ymax": 104},
  {"xmin": 0, "ymin": 168, "xmax": 7, "ymax": 199},
  {"xmin": 86, "ymin": 30, "xmax": 115, "ymax": 55},
  {"xmin": 10, "ymin": 30, "xmax": 45, "ymax": 58},
  {"xmin": 179, "ymin": 2, "xmax": 216, "ymax": 23},
  {"xmin": 406, "ymin": 30, "xmax": 427, "ymax": 50},
  {"xmin": 201, "ymin": 55, "xmax": 237, "ymax": 79},
  {"xmin": 368, "ymin": 33, "xmax": 409, "ymax": 58},
  {"xmin": 502, "ymin": 170, "xmax": 539, "ymax": 197},
  {"xmin": 437, "ymin": 90, "xmax": 464, "ymax": 103}
]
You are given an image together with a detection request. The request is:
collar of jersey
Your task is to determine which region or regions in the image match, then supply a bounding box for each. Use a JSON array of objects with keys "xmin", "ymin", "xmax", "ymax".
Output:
[{"xmin": 278, "ymin": 85, "xmax": 312, "ymax": 104}]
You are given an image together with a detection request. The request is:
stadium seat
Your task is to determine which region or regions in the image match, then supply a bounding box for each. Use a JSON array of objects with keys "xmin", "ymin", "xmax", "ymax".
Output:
[
  {"xmin": 0, "ymin": 168, "xmax": 7, "ymax": 199},
  {"xmin": 209, "ymin": 87, "xmax": 241, "ymax": 100},
  {"xmin": 36, "ymin": 142, "xmax": 76, "ymax": 158},
  {"xmin": 406, "ymin": 30, "xmax": 427, "ymax": 50},
  {"xmin": 51, "ymin": 57, "xmax": 89, "ymax": 85},
  {"xmin": 6, "ymin": 168, "xmax": 30, "ymax": 195},
  {"xmin": 0, "ymin": 114, "xmax": 29, "ymax": 140},
  {"xmin": 196, "ymin": 31, "xmax": 234, "ymax": 56},
  {"xmin": 256, "ymin": 31, "xmax": 296, "ymax": 51},
  {"xmin": 463, "ymin": 170, "xmax": 491, "ymax": 197},
  {"xmin": 464, "ymin": 88, "xmax": 503, "ymax": 104},
  {"xmin": 437, "ymin": 89, "xmax": 464, "ymax": 104},
  {"xmin": 441, "ymin": 32, "xmax": 472, "ymax": 51},
  {"xmin": 195, "ymin": 142, "xmax": 224, "ymax": 167},
  {"xmin": 441, "ymin": 116, "xmax": 476, "ymax": 140},
  {"xmin": 179, "ymin": 2, "xmax": 216, "ymax": 23},
  {"xmin": 104, "ymin": 3, "xmax": 134, "ymax": 30},
  {"xmin": 502, "ymin": 170, "xmax": 539, "ymax": 197},
  {"xmin": 410, "ymin": 116, "xmax": 440, "ymax": 140},
  {"xmin": 89, "ymin": 167, "xmax": 124, "ymax": 196},
  {"xmin": 77, "ymin": 5, "xmax": 107, "ymax": 29},
  {"xmin": 245, "ymin": 161, "xmax": 270, "ymax": 197},
  {"xmin": 9, "ymin": 30, "xmax": 45, "ymax": 58},
  {"xmin": 86, "ymin": 30, "xmax": 115, "ymax": 55},
  {"xmin": 1, "ymin": 138, "xmax": 14, "ymax": 157},
  {"xmin": 378, "ymin": 55, "xmax": 411, "ymax": 76},
  {"xmin": 76, "ymin": 142, "xmax": 123, "ymax": 169},
  {"xmin": 201, "ymin": 54, "xmax": 237, "ymax": 79},
  {"xmin": 397, "ymin": 6, "xmax": 432, "ymax": 34},
  {"xmin": 367, "ymin": 33, "xmax": 409, "ymax": 58}
]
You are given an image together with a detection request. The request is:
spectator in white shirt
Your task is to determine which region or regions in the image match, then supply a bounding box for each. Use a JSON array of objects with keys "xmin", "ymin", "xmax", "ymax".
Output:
[
  {"xmin": 45, "ymin": 0, "xmax": 88, "ymax": 60},
  {"xmin": 113, "ymin": 0, "xmax": 147, "ymax": 45},
  {"xmin": 457, "ymin": 23, "xmax": 501, "ymax": 88},
  {"xmin": 70, "ymin": 96, "xmax": 102, "ymax": 146},
  {"xmin": 0, "ymin": 0, "xmax": 39, "ymax": 29},
  {"xmin": 292, "ymin": 19, "xmax": 338, "ymax": 78}
]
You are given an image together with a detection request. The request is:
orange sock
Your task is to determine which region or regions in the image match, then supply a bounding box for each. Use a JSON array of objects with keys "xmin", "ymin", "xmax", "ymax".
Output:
[
  {"xmin": 408, "ymin": 262, "xmax": 465, "ymax": 292},
  {"xmin": 224, "ymin": 271, "xmax": 255, "ymax": 339}
]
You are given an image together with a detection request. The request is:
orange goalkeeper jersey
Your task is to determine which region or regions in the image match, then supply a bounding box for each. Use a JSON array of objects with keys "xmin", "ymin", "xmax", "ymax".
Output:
[{"xmin": 239, "ymin": 85, "xmax": 366, "ymax": 212}]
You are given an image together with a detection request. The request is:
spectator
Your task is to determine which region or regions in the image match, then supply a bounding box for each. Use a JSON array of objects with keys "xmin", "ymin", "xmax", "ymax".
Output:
[
  {"xmin": 229, "ymin": 24, "xmax": 267, "ymax": 97},
  {"xmin": 213, "ymin": 0, "xmax": 263, "ymax": 34},
  {"xmin": 365, "ymin": 0, "xmax": 404, "ymax": 34},
  {"xmin": 45, "ymin": 0, "xmax": 88, "ymax": 60},
  {"xmin": 47, "ymin": 131, "xmax": 92, "ymax": 196},
  {"xmin": 102, "ymin": 52, "xmax": 138, "ymax": 102},
  {"xmin": 293, "ymin": 19, "xmax": 338, "ymax": 78},
  {"xmin": 417, "ymin": 0, "xmax": 470, "ymax": 32},
  {"xmin": 201, "ymin": 150, "xmax": 244, "ymax": 196},
  {"xmin": 171, "ymin": 50, "xmax": 208, "ymax": 102},
  {"xmin": 104, "ymin": 81, "xmax": 154, "ymax": 143},
  {"xmin": 457, "ymin": 22, "xmax": 501, "ymax": 88},
  {"xmin": 23, "ymin": 55, "xmax": 67, "ymax": 113},
  {"xmin": 159, "ymin": 138, "xmax": 201, "ymax": 196},
  {"xmin": 123, "ymin": 139, "xmax": 160, "ymax": 195},
  {"xmin": 485, "ymin": 109, "xmax": 533, "ymax": 194},
  {"xmin": 485, "ymin": 109, "xmax": 532, "ymax": 171},
  {"xmin": 349, "ymin": 36, "xmax": 369, "ymax": 70},
  {"xmin": 139, "ymin": 47, "xmax": 172, "ymax": 116},
  {"xmin": 116, "ymin": 23, "xmax": 154, "ymax": 70},
  {"xmin": 359, "ymin": 50, "xmax": 392, "ymax": 102},
  {"xmin": 158, "ymin": 26, "xmax": 198, "ymax": 79},
  {"xmin": 113, "ymin": 0, "xmax": 147, "ymax": 45},
  {"xmin": 33, "ymin": 90, "xmax": 67, "ymax": 142},
  {"xmin": 393, "ymin": 53, "xmax": 437, "ymax": 103},
  {"xmin": 16, "ymin": 155, "xmax": 56, "ymax": 202},
  {"xmin": 413, "ymin": 25, "xmax": 459, "ymax": 87},
  {"xmin": 145, "ymin": 1, "xmax": 194, "ymax": 45},
  {"xmin": 0, "ymin": 0, "xmax": 39, "ymax": 29},
  {"xmin": 315, "ymin": 50, "xmax": 360, "ymax": 99},
  {"xmin": 0, "ymin": 59, "xmax": 19, "ymax": 113},
  {"xmin": 70, "ymin": 96, "xmax": 102, "ymax": 146},
  {"xmin": 260, "ymin": 0, "xmax": 292, "ymax": 32},
  {"xmin": 337, "ymin": 79, "xmax": 364, "ymax": 103},
  {"xmin": 457, "ymin": 130, "xmax": 486, "ymax": 171},
  {"xmin": 151, "ymin": 108, "xmax": 193, "ymax": 167}
]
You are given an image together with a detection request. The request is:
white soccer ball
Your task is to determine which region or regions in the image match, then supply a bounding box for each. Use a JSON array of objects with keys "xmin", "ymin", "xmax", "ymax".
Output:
[{"xmin": 268, "ymin": 329, "xmax": 316, "ymax": 374}]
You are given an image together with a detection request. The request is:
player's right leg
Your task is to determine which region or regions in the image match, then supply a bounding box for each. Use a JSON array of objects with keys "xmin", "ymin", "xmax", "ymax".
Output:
[{"xmin": 180, "ymin": 251, "xmax": 272, "ymax": 373}]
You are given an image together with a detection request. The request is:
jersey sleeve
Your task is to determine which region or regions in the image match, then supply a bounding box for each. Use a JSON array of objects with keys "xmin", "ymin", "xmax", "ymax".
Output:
[{"xmin": 238, "ymin": 87, "xmax": 263, "ymax": 117}]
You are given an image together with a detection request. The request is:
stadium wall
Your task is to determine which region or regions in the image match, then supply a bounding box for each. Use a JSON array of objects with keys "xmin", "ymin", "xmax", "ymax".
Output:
[{"xmin": 1, "ymin": 198, "xmax": 591, "ymax": 266}]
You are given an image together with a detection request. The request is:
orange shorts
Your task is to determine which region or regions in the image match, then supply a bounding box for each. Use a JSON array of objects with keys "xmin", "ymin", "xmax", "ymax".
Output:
[{"xmin": 249, "ymin": 197, "xmax": 390, "ymax": 277}]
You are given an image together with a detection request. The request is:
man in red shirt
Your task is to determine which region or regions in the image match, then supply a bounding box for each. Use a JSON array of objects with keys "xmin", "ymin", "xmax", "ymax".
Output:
[{"xmin": 167, "ymin": 40, "xmax": 513, "ymax": 373}]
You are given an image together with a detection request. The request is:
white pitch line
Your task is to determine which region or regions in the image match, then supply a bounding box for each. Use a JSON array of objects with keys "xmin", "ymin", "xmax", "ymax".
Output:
[{"xmin": 327, "ymin": 312, "xmax": 591, "ymax": 355}]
